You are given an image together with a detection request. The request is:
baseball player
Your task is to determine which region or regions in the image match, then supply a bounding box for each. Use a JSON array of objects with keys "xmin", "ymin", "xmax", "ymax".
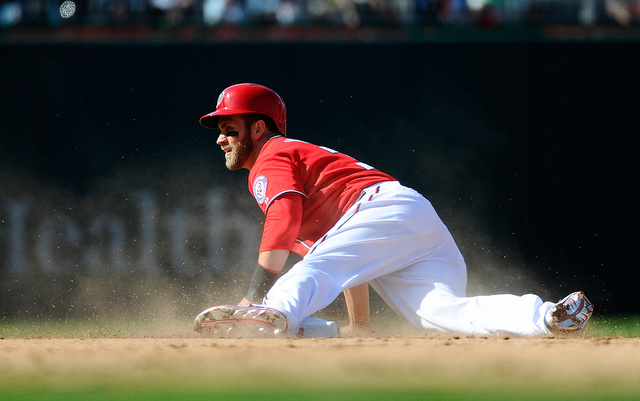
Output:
[{"xmin": 193, "ymin": 83, "xmax": 593, "ymax": 337}]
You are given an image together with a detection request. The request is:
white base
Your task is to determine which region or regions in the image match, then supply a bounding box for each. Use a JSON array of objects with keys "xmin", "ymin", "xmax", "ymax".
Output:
[{"xmin": 297, "ymin": 316, "xmax": 340, "ymax": 338}]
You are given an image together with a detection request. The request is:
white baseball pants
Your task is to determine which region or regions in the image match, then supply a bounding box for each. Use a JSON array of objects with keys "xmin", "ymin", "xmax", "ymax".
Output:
[{"xmin": 264, "ymin": 181, "xmax": 554, "ymax": 336}]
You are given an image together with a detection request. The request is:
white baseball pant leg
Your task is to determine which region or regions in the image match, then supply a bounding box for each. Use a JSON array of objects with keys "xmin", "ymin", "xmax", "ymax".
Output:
[{"xmin": 263, "ymin": 181, "xmax": 553, "ymax": 336}]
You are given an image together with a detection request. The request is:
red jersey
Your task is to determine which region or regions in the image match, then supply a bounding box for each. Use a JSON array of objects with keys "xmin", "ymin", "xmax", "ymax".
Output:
[{"xmin": 249, "ymin": 136, "xmax": 396, "ymax": 256}]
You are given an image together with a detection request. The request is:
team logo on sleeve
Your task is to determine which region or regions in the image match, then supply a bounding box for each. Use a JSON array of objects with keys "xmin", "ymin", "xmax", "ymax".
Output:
[{"xmin": 253, "ymin": 175, "xmax": 268, "ymax": 204}]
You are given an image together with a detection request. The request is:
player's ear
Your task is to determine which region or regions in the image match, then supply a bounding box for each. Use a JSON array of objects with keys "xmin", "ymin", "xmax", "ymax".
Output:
[{"xmin": 252, "ymin": 119, "xmax": 267, "ymax": 140}]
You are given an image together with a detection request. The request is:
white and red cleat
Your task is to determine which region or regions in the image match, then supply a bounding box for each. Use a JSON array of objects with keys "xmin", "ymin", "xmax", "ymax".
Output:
[
  {"xmin": 194, "ymin": 304, "xmax": 288, "ymax": 337},
  {"xmin": 545, "ymin": 291, "xmax": 594, "ymax": 335}
]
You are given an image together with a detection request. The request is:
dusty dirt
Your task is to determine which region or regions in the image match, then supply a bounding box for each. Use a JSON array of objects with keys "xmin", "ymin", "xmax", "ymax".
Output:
[{"xmin": 2, "ymin": 335, "xmax": 640, "ymax": 396}]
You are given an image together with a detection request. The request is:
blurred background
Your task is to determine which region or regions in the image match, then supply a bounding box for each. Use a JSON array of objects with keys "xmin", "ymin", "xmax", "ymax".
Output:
[
  {"xmin": 1, "ymin": 0, "xmax": 638, "ymax": 332},
  {"xmin": 2, "ymin": 0, "xmax": 640, "ymax": 31}
]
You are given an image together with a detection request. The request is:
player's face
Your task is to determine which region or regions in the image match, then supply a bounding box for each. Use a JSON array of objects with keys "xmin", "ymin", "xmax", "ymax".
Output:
[{"xmin": 217, "ymin": 116, "xmax": 254, "ymax": 170}]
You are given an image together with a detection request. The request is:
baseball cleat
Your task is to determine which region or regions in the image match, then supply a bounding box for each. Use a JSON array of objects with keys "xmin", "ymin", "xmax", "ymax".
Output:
[
  {"xmin": 545, "ymin": 291, "xmax": 594, "ymax": 335},
  {"xmin": 193, "ymin": 304, "xmax": 238, "ymax": 334},
  {"xmin": 194, "ymin": 304, "xmax": 288, "ymax": 337}
]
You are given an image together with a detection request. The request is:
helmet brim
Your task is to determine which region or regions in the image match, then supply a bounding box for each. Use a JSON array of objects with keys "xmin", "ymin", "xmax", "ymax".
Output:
[{"xmin": 199, "ymin": 108, "xmax": 257, "ymax": 129}]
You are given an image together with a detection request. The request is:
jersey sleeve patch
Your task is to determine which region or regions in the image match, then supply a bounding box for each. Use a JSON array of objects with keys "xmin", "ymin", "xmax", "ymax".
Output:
[{"xmin": 252, "ymin": 175, "xmax": 268, "ymax": 205}]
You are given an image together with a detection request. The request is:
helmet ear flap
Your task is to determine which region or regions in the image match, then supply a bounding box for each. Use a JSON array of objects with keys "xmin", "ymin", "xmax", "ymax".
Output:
[{"xmin": 200, "ymin": 83, "xmax": 287, "ymax": 136}]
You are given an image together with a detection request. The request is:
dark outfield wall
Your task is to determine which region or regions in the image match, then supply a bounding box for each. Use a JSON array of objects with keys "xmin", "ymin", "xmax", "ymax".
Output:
[{"xmin": 0, "ymin": 41, "xmax": 637, "ymax": 321}]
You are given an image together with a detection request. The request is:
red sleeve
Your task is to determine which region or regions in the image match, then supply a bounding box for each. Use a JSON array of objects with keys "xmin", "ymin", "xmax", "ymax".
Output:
[{"xmin": 258, "ymin": 192, "xmax": 303, "ymax": 253}]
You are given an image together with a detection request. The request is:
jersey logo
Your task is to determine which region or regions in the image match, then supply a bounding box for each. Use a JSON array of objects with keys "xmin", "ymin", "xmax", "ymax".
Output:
[{"xmin": 253, "ymin": 175, "xmax": 268, "ymax": 204}]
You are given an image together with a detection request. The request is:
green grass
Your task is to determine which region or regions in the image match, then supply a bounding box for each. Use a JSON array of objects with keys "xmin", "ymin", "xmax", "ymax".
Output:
[
  {"xmin": 581, "ymin": 314, "xmax": 640, "ymax": 337},
  {"xmin": 0, "ymin": 316, "xmax": 195, "ymax": 338},
  {"xmin": 2, "ymin": 388, "xmax": 639, "ymax": 401}
]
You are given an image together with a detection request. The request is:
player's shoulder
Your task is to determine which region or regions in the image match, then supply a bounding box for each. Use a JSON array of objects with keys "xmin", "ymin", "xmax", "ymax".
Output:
[
  {"xmin": 265, "ymin": 136, "xmax": 318, "ymax": 152},
  {"xmin": 281, "ymin": 137, "xmax": 313, "ymax": 146}
]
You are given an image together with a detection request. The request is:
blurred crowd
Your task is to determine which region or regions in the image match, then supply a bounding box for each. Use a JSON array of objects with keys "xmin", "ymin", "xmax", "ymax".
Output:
[{"xmin": 2, "ymin": 0, "xmax": 640, "ymax": 29}]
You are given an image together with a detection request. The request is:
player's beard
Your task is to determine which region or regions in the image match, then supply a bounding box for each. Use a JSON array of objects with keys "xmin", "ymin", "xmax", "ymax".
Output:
[{"xmin": 225, "ymin": 135, "xmax": 253, "ymax": 170}]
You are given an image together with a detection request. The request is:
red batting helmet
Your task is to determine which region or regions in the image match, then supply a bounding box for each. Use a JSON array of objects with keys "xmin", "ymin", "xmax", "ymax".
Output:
[{"xmin": 199, "ymin": 83, "xmax": 287, "ymax": 135}]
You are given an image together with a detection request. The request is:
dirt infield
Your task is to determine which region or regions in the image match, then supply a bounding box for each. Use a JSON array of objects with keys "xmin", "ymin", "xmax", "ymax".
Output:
[{"xmin": 2, "ymin": 335, "xmax": 640, "ymax": 398}]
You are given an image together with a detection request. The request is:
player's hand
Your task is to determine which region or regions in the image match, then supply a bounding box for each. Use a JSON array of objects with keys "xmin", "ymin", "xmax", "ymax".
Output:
[{"xmin": 237, "ymin": 297, "xmax": 252, "ymax": 307}]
